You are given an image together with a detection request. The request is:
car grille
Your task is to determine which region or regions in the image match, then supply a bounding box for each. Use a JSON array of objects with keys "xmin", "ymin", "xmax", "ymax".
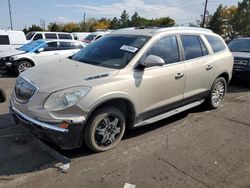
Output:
[
  {"xmin": 234, "ymin": 57, "xmax": 249, "ymax": 70},
  {"xmin": 14, "ymin": 76, "xmax": 38, "ymax": 103}
]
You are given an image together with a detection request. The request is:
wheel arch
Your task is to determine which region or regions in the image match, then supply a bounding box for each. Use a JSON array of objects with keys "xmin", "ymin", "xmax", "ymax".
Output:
[
  {"xmin": 16, "ymin": 58, "xmax": 35, "ymax": 66},
  {"xmin": 216, "ymin": 72, "xmax": 230, "ymax": 84},
  {"xmin": 85, "ymin": 98, "xmax": 136, "ymax": 129}
]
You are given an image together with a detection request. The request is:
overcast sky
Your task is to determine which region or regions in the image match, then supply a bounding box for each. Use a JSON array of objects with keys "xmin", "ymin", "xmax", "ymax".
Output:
[{"xmin": 0, "ymin": 0, "xmax": 240, "ymax": 30}]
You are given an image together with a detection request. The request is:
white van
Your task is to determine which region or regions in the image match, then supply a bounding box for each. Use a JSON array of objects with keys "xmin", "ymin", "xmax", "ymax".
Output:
[
  {"xmin": 26, "ymin": 32, "xmax": 74, "ymax": 42},
  {"xmin": 0, "ymin": 30, "xmax": 27, "ymax": 52}
]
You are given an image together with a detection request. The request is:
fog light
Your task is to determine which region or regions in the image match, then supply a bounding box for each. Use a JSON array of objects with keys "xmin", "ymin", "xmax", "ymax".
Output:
[{"xmin": 59, "ymin": 122, "xmax": 69, "ymax": 129}]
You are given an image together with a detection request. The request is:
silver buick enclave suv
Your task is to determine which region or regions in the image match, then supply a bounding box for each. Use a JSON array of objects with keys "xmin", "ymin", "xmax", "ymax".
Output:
[{"xmin": 10, "ymin": 27, "xmax": 234, "ymax": 152}]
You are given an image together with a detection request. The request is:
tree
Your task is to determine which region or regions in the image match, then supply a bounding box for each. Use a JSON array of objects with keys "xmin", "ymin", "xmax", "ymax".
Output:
[
  {"xmin": 233, "ymin": 0, "xmax": 250, "ymax": 36},
  {"xmin": 152, "ymin": 17, "xmax": 175, "ymax": 26},
  {"xmin": 110, "ymin": 17, "xmax": 120, "ymax": 29},
  {"xmin": 131, "ymin": 12, "xmax": 140, "ymax": 26},
  {"xmin": 48, "ymin": 23, "xmax": 60, "ymax": 32},
  {"xmin": 120, "ymin": 10, "xmax": 130, "ymax": 28},
  {"xmin": 23, "ymin": 28, "xmax": 28, "ymax": 34},
  {"xmin": 26, "ymin": 24, "xmax": 43, "ymax": 32},
  {"xmin": 62, "ymin": 22, "xmax": 80, "ymax": 32},
  {"xmin": 208, "ymin": 5, "xmax": 225, "ymax": 35}
]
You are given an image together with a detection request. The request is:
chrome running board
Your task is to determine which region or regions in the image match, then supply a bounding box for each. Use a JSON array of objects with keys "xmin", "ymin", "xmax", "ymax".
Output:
[{"xmin": 134, "ymin": 100, "xmax": 204, "ymax": 127}]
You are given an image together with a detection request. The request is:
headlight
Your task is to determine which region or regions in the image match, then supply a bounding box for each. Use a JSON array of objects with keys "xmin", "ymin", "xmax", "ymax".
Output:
[{"xmin": 44, "ymin": 86, "xmax": 91, "ymax": 110}]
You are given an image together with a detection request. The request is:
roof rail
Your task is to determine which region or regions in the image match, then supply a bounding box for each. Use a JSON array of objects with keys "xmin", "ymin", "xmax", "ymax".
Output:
[{"xmin": 152, "ymin": 26, "xmax": 212, "ymax": 34}]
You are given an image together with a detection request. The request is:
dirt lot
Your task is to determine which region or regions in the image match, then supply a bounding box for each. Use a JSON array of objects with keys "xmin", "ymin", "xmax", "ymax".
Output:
[{"xmin": 0, "ymin": 71, "xmax": 250, "ymax": 188}]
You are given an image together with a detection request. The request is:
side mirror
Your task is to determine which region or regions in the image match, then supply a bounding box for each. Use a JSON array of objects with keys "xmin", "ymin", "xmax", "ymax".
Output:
[
  {"xmin": 0, "ymin": 89, "xmax": 6, "ymax": 103},
  {"xmin": 37, "ymin": 48, "xmax": 44, "ymax": 53},
  {"xmin": 142, "ymin": 55, "xmax": 165, "ymax": 67}
]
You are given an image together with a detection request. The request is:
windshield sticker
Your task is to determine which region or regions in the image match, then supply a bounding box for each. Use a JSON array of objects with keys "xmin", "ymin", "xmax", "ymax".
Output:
[{"xmin": 120, "ymin": 45, "xmax": 138, "ymax": 53}]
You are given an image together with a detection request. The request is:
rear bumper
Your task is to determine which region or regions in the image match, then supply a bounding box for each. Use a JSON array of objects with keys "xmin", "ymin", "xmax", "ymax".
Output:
[{"xmin": 10, "ymin": 105, "xmax": 84, "ymax": 150}]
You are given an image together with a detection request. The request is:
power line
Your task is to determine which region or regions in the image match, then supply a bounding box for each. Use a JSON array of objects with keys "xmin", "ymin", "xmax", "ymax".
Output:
[{"xmin": 8, "ymin": 0, "xmax": 13, "ymax": 30}]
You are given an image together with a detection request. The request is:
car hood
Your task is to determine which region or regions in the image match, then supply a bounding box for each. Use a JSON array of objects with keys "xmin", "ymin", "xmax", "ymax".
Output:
[
  {"xmin": 21, "ymin": 58, "xmax": 119, "ymax": 93},
  {"xmin": 232, "ymin": 52, "xmax": 250, "ymax": 59},
  {"xmin": 0, "ymin": 49, "xmax": 25, "ymax": 58}
]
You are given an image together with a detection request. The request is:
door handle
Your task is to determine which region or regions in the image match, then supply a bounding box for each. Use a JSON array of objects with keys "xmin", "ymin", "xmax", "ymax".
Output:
[
  {"xmin": 175, "ymin": 73, "xmax": 184, "ymax": 79},
  {"xmin": 206, "ymin": 65, "xmax": 213, "ymax": 71},
  {"xmin": 54, "ymin": 53, "xmax": 59, "ymax": 55}
]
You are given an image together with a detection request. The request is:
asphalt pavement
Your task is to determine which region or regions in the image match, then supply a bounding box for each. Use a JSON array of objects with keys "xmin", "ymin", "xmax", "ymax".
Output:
[{"xmin": 0, "ymin": 70, "xmax": 250, "ymax": 188}]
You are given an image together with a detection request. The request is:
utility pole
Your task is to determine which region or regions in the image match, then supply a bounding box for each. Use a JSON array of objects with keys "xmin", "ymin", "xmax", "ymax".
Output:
[
  {"xmin": 83, "ymin": 12, "xmax": 86, "ymax": 23},
  {"xmin": 8, "ymin": 0, "xmax": 13, "ymax": 30},
  {"xmin": 202, "ymin": 0, "xmax": 208, "ymax": 28}
]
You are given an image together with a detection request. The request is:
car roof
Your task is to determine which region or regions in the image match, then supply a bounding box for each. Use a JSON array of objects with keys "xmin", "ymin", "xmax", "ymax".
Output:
[
  {"xmin": 27, "ymin": 31, "xmax": 72, "ymax": 35},
  {"xmin": 43, "ymin": 39, "xmax": 80, "ymax": 42},
  {"xmin": 111, "ymin": 27, "xmax": 213, "ymax": 37}
]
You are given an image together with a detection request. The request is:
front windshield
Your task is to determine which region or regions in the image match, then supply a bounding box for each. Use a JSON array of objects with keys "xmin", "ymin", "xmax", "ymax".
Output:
[
  {"xmin": 71, "ymin": 35, "xmax": 150, "ymax": 69},
  {"xmin": 84, "ymin": 34, "xmax": 97, "ymax": 41},
  {"xmin": 228, "ymin": 39, "xmax": 250, "ymax": 53},
  {"xmin": 18, "ymin": 40, "xmax": 44, "ymax": 52},
  {"xmin": 26, "ymin": 32, "xmax": 35, "ymax": 40}
]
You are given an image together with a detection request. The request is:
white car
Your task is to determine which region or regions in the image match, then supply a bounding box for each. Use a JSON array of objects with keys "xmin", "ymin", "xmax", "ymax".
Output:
[
  {"xmin": 0, "ymin": 39, "xmax": 87, "ymax": 74},
  {"xmin": 83, "ymin": 31, "xmax": 110, "ymax": 43},
  {"xmin": 0, "ymin": 30, "xmax": 27, "ymax": 52}
]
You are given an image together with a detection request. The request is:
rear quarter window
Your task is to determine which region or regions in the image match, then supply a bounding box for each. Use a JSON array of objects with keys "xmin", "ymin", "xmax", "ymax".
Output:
[
  {"xmin": 0, "ymin": 35, "xmax": 10, "ymax": 45},
  {"xmin": 206, "ymin": 35, "xmax": 226, "ymax": 53}
]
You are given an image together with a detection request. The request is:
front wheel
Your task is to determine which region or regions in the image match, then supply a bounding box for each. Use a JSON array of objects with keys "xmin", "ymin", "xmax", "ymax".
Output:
[
  {"xmin": 206, "ymin": 77, "xmax": 227, "ymax": 109},
  {"xmin": 84, "ymin": 107, "xmax": 126, "ymax": 152},
  {"xmin": 15, "ymin": 61, "xmax": 33, "ymax": 75}
]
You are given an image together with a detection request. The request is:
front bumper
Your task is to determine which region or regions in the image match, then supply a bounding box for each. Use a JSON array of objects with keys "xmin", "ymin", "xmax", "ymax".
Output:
[{"xmin": 10, "ymin": 105, "xmax": 84, "ymax": 150}]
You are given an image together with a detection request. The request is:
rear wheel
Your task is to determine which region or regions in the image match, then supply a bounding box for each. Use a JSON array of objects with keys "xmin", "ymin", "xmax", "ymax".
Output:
[
  {"xmin": 15, "ymin": 61, "xmax": 33, "ymax": 75},
  {"xmin": 206, "ymin": 77, "xmax": 227, "ymax": 109},
  {"xmin": 84, "ymin": 107, "xmax": 126, "ymax": 152}
]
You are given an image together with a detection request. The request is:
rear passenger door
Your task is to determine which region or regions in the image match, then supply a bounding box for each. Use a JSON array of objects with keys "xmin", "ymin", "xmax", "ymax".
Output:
[{"xmin": 180, "ymin": 35, "xmax": 215, "ymax": 101}]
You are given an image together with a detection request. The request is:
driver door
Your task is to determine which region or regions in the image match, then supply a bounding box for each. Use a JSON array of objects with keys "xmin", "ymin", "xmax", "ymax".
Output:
[
  {"xmin": 135, "ymin": 36, "xmax": 186, "ymax": 120},
  {"xmin": 33, "ymin": 41, "xmax": 60, "ymax": 65}
]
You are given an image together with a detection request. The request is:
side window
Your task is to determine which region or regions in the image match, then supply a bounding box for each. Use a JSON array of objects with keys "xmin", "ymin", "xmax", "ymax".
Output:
[
  {"xmin": 145, "ymin": 36, "xmax": 180, "ymax": 64},
  {"xmin": 44, "ymin": 42, "xmax": 58, "ymax": 51},
  {"xmin": 180, "ymin": 35, "xmax": 204, "ymax": 60},
  {"xmin": 58, "ymin": 42, "xmax": 72, "ymax": 50},
  {"xmin": 33, "ymin": 34, "xmax": 43, "ymax": 40},
  {"xmin": 58, "ymin": 34, "xmax": 72, "ymax": 39},
  {"xmin": 205, "ymin": 35, "xmax": 226, "ymax": 53},
  {"xmin": 0, "ymin": 35, "xmax": 10, "ymax": 45},
  {"xmin": 45, "ymin": 33, "xmax": 57, "ymax": 39}
]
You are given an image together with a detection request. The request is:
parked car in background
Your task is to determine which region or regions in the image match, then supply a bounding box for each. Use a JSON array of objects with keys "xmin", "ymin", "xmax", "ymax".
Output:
[
  {"xmin": 0, "ymin": 39, "xmax": 86, "ymax": 74},
  {"xmin": 72, "ymin": 32, "xmax": 91, "ymax": 41},
  {"xmin": 0, "ymin": 30, "xmax": 26, "ymax": 52},
  {"xmin": 83, "ymin": 31, "xmax": 110, "ymax": 43},
  {"xmin": 228, "ymin": 37, "xmax": 250, "ymax": 79},
  {"xmin": 26, "ymin": 32, "xmax": 74, "ymax": 42},
  {"xmin": 10, "ymin": 27, "xmax": 233, "ymax": 152}
]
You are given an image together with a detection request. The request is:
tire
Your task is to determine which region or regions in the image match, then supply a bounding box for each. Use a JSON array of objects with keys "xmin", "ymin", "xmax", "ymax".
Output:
[
  {"xmin": 15, "ymin": 61, "xmax": 33, "ymax": 75},
  {"xmin": 84, "ymin": 107, "xmax": 126, "ymax": 152},
  {"xmin": 206, "ymin": 77, "xmax": 227, "ymax": 109}
]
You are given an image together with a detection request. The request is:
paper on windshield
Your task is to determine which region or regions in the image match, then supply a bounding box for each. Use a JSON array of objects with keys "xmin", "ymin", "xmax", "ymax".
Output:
[{"xmin": 120, "ymin": 45, "xmax": 138, "ymax": 53}]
